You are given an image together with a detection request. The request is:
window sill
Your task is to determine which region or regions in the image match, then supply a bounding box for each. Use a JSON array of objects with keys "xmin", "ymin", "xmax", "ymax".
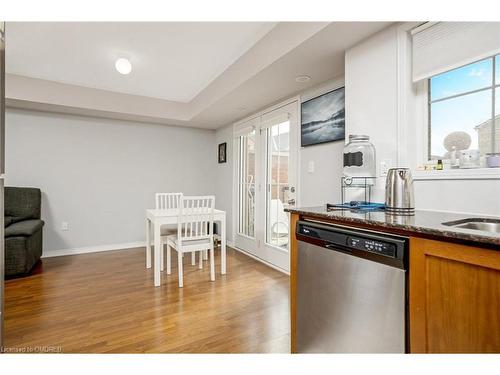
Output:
[{"xmin": 413, "ymin": 168, "xmax": 500, "ymax": 181}]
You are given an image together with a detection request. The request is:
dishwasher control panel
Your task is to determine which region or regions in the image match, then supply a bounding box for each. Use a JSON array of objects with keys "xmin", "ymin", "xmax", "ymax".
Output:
[
  {"xmin": 346, "ymin": 236, "xmax": 396, "ymax": 258},
  {"xmin": 296, "ymin": 220, "xmax": 408, "ymax": 269}
]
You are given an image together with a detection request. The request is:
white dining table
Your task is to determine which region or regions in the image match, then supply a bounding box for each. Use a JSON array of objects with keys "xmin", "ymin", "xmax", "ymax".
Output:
[{"xmin": 145, "ymin": 208, "xmax": 226, "ymax": 287}]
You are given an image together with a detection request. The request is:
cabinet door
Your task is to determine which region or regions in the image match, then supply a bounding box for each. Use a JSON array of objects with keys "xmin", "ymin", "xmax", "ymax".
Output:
[{"xmin": 410, "ymin": 237, "xmax": 500, "ymax": 353}]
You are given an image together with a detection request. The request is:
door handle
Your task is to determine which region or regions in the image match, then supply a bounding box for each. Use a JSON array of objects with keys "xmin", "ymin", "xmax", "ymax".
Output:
[{"xmin": 287, "ymin": 199, "xmax": 296, "ymax": 205}]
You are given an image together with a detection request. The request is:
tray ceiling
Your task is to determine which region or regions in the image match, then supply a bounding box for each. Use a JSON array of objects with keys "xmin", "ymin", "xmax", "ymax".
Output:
[
  {"xmin": 5, "ymin": 22, "xmax": 392, "ymax": 129},
  {"xmin": 7, "ymin": 22, "xmax": 276, "ymax": 102}
]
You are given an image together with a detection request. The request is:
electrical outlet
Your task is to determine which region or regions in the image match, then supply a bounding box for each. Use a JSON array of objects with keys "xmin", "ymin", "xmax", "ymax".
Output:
[
  {"xmin": 380, "ymin": 159, "xmax": 392, "ymax": 176},
  {"xmin": 61, "ymin": 221, "xmax": 69, "ymax": 231}
]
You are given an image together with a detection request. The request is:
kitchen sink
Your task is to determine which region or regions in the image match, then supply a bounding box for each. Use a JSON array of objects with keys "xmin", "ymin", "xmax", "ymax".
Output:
[{"xmin": 442, "ymin": 218, "xmax": 500, "ymax": 234}]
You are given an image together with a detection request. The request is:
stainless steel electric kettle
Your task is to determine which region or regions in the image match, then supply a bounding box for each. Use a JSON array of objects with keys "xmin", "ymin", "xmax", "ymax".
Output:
[{"xmin": 385, "ymin": 168, "xmax": 415, "ymax": 215}]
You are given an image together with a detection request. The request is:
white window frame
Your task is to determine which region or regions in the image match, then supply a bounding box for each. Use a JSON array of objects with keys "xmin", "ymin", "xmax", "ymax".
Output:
[
  {"xmin": 412, "ymin": 76, "xmax": 500, "ymax": 180},
  {"xmin": 414, "ymin": 71, "xmax": 500, "ymax": 180},
  {"xmin": 401, "ymin": 23, "xmax": 500, "ymax": 181}
]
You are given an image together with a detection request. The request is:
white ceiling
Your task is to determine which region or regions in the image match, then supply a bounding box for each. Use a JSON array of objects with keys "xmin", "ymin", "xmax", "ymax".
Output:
[
  {"xmin": 5, "ymin": 22, "xmax": 393, "ymax": 129},
  {"xmin": 191, "ymin": 22, "xmax": 393, "ymax": 127},
  {"xmin": 6, "ymin": 22, "xmax": 276, "ymax": 102}
]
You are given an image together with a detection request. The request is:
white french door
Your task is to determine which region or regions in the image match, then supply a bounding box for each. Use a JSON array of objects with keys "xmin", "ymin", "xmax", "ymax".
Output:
[{"xmin": 234, "ymin": 101, "xmax": 298, "ymax": 272}]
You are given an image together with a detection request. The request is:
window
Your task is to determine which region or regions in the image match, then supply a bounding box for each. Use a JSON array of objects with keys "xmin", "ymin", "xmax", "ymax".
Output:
[{"xmin": 428, "ymin": 54, "xmax": 499, "ymax": 160}]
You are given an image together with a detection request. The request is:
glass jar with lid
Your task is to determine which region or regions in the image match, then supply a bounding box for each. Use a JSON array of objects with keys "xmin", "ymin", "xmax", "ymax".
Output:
[{"xmin": 343, "ymin": 135, "xmax": 376, "ymax": 178}]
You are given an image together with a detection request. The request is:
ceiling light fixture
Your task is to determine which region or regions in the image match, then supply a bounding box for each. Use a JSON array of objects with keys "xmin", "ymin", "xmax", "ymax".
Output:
[
  {"xmin": 295, "ymin": 75, "xmax": 311, "ymax": 83},
  {"xmin": 115, "ymin": 58, "xmax": 132, "ymax": 75}
]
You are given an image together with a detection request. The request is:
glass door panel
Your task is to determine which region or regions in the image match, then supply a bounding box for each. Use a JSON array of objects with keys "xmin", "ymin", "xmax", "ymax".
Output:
[
  {"xmin": 238, "ymin": 130, "xmax": 256, "ymax": 238},
  {"xmin": 265, "ymin": 121, "xmax": 290, "ymax": 250}
]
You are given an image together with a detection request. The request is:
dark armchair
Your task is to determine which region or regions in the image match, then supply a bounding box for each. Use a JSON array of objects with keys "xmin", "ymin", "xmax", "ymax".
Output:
[{"xmin": 4, "ymin": 187, "xmax": 44, "ymax": 277}]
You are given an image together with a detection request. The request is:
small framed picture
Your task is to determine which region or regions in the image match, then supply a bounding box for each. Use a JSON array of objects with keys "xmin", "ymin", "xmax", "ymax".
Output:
[{"xmin": 218, "ymin": 142, "xmax": 227, "ymax": 163}]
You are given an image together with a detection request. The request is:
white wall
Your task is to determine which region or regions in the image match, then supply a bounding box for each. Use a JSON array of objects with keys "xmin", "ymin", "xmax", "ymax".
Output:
[
  {"xmin": 6, "ymin": 109, "xmax": 216, "ymax": 256},
  {"xmin": 345, "ymin": 24, "xmax": 500, "ymax": 216},
  {"xmin": 299, "ymin": 77, "xmax": 345, "ymax": 206},
  {"xmin": 346, "ymin": 25, "xmax": 399, "ymax": 203},
  {"xmin": 413, "ymin": 179, "xmax": 500, "ymax": 215},
  {"xmin": 214, "ymin": 125, "xmax": 234, "ymax": 242}
]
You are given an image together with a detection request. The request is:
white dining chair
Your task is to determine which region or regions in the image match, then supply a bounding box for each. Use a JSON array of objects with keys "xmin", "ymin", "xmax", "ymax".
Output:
[
  {"xmin": 166, "ymin": 195, "xmax": 215, "ymax": 288},
  {"xmin": 156, "ymin": 192, "xmax": 183, "ymax": 212},
  {"xmin": 154, "ymin": 192, "xmax": 196, "ymax": 270}
]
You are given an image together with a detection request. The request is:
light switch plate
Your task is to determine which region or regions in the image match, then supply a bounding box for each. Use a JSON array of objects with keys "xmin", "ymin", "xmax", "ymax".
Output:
[{"xmin": 308, "ymin": 161, "xmax": 315, "ymax": 173}]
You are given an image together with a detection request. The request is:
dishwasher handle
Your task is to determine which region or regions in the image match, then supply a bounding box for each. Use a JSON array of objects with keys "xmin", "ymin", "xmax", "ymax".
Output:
[{"xmin": 325, "ymin": 242, "xmax": 353, "ymax": 253}]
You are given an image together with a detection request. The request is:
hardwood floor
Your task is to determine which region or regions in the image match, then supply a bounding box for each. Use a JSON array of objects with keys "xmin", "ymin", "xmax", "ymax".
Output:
[{"xmin": 4, "ymin": 247, "xmax": 290, "ymax": 353}]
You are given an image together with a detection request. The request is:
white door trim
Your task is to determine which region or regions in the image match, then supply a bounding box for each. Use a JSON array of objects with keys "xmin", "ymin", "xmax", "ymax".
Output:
[{"xmin": 232, "ymin": 96, "xmax": 300, "ymax": 271}]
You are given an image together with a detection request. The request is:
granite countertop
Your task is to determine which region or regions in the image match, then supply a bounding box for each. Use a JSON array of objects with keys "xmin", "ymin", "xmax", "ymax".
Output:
[{"xmin": 285, "ymin": 206, "xmax": 500, "ymax": 247}]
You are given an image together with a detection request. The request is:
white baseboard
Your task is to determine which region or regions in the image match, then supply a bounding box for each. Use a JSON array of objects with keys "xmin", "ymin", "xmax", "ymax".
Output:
[
  {"xmin": 231, "ymin": 246, "xmax": 290, "ymax": 276},
  {"xmin": 42, "ymin": 241, "xmax": 146, "ymax": 258},
  {"xmin": 43, "ymin": 238, "xmax": 235, "ymax": 259}
]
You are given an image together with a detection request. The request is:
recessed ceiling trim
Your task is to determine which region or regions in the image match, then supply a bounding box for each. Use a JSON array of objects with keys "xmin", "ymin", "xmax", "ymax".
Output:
[
  {"xmin": 6, "ymin": 74, "xmax": 192, "ymax": 121},
  {"xmin": 295, "ymin": 75, "xmax": 311, "ymax": 82}
]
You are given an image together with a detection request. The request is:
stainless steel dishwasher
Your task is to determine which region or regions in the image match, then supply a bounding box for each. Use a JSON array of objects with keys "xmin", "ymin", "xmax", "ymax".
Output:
[{"xmin": 296, "ymin": 220, "xmax": 409, "ymax": 353}]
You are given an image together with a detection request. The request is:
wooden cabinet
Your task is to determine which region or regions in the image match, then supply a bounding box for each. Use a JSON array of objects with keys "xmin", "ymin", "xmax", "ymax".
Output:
[{"xmin": 410, "ymin": 237, "xmax": 500, "ymax": 353}]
